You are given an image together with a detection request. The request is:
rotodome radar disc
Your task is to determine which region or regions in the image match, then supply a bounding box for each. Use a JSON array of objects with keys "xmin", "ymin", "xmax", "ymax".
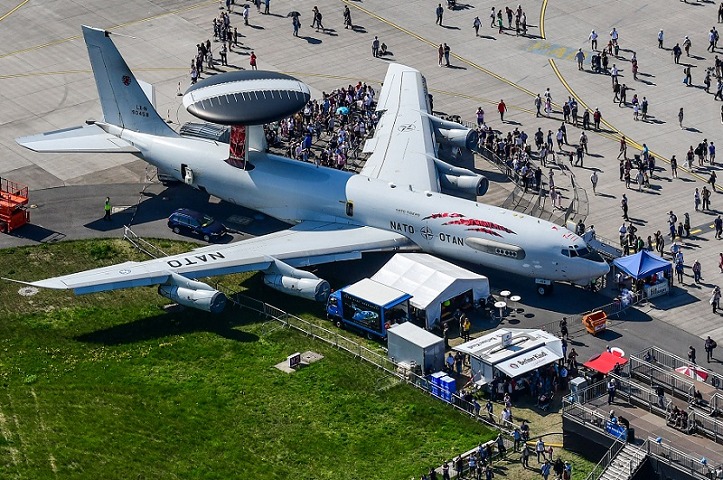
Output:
[{"xmin": 183, "ymin": 71, "xmax": 311, "ymax": 125}]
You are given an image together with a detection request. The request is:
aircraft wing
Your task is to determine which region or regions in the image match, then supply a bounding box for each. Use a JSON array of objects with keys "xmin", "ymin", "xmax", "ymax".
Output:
[
  {"xmin": 16, "ymin": 124, "xmax": 138, "ymax": 153},
  {"xmin": 360, "ymin": 64, "xmax": 440, "ymax": 192},
  {"xmin": 14, "ymin": 222, "xmax": 413, "ymax": 294}
]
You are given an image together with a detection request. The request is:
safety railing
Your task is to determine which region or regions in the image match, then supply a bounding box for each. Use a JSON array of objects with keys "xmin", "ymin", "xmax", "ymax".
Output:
[
  {"xmin": 229, "ymin": 291, "xmax": 524, "ymax": 434},
  {"xmin": 572, "ymin": 376, "xmax": 672, "ymax": 416},
  {"xmin": 632, "ymin": 346, "xmax": 723, "ymax": 391},
  {"xmin": 582, "ymin": 439, "xmax": 626, "ymax": 480},
  {"xmin": 689, "ymin": 409, "xmax": 723, "ymax": 445},
  {"xmin": 628, "ymin": 356, "xmax": 696, "ymax": 403},
  {"xmin": 537, "ymin": 294, "xmax": 642, "ymax": 340},
  {"xmin": 123, "ymin": 226, "xmax": 169, "ymax": 259},
  {"xmin": 646, "ymin": 437, "xmax": 714, "ymax": 479}
]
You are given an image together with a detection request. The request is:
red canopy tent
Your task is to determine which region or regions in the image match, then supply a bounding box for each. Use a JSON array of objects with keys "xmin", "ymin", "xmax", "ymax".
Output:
[{"xmin": 584, "ymin": 351, "xmax": 629, "ymax": 374}]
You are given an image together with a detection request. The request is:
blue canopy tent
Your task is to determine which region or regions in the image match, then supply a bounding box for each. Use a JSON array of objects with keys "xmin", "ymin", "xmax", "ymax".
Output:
[{"xmin": 612, "ymin": 250, "xmax": 671, "ymax": 279}]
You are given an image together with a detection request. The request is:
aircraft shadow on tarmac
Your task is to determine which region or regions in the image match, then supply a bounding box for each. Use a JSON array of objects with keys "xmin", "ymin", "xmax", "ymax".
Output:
[
  {"xmin": 75, "ymin": 308, "xmax": 260, "ymax": 346},
  {"xmin": 83, "ymin": 183, "xmax": 290, "ymax": 238}
]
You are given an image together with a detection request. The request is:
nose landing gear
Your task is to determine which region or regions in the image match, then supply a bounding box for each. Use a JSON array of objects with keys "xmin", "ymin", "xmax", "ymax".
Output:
[{"xmin": 536, "ymin": 279, "xmax": 553, "ymax": 296}]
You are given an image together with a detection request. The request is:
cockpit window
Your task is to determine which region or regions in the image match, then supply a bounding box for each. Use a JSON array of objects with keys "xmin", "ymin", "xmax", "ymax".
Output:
[
  {"xmin": 576, "ymin": 246, "xmax": 591, "ymax": 257},
  {"xmin": 568, "ymin": 247, "xmax": 578, "ymax": 258},
  {"xmin": 561, "ymin": 249, "xmax": 570, "ymax": 257}
]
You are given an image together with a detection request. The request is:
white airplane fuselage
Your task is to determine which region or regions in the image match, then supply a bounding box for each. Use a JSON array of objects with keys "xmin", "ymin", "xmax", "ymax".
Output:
[{"xmin": 121, "ymin": 127, "xmax": 609, "ymax": 284}]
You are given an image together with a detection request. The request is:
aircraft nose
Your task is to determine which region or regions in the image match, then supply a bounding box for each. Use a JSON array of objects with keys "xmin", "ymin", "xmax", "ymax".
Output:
[{"xmin": 592, "ymin": 260, "xmax": 610, "ymax": 279}]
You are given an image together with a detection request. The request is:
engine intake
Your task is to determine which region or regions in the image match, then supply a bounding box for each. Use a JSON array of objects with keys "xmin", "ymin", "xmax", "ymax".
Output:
[
  {"xmin": 158, "ymin": 285, "xmax": 227, "ymax": 313},
  {"xmin": 433, "ymin": 158, "xmax": 489, "ymax": 196},
  {"xmin": 428, "ymin": 115, "xmax": 479, "ymax": 151},
  {"xmin": 263, "ymin": 274, "xmax": 331, "ymax": 302}
]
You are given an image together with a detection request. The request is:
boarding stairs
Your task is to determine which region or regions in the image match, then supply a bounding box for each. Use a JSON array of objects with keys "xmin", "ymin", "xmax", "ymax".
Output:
[{"xmin": 598, "ymin": 443, "xmax": 647, "ymax": 480}]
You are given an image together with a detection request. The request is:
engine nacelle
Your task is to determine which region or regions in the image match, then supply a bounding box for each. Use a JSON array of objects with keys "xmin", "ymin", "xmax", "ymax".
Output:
[
  {"xmin": 158, "ymin": 285, "xmax": 227, "ymax": 313},
  {"xmin": 263, "ymin": 274, "xmax": 331, "ymax": 302},
  {"xmin": 433, "ymin": 158, "xmax": 489, "ymax": 196},
  {"xmin": 428, "ymin": 115, "xmax": 479, "ymax": 151}
]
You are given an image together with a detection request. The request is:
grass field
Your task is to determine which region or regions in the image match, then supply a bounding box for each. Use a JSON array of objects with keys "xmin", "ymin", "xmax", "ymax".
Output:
[
  {"xmin": 0, "ymin": 240, "xmax": 599, "ymax": 479},
  {"xmin": 0, "ymin": 240, "xmax": 497, "ymax": 479}
]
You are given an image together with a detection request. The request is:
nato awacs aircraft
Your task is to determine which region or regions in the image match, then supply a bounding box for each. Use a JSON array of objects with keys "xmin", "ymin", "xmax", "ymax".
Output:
[{"xmin": 11, "ymin": 26, "xmax": 608, "ymax": 314}]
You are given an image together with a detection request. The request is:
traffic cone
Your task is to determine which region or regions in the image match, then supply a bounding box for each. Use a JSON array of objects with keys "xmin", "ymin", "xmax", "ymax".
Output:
[{"xmin": 176, "ymin": 82, "xmax": 182, "ymax": 96}]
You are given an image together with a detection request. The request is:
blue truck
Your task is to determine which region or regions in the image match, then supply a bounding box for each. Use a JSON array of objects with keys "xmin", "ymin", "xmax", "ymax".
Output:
[{"xmin": 326, "ymin": 278, "xmax": 412, "ymax": 339}]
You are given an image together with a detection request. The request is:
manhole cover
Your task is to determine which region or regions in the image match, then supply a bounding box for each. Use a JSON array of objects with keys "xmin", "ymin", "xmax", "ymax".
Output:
[{"xmin": 18, "ymin": 287, "xmax": 39, "ymax": 297}]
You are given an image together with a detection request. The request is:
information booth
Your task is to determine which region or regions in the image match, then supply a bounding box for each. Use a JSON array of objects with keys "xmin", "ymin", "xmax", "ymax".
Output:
[
  {"xmin": 453, "ymin": 328, "xmax": 563, "ymax": 388},
  {"xmin": 612, "ymin": 250, "xmax": 672, "ymax": 300}
]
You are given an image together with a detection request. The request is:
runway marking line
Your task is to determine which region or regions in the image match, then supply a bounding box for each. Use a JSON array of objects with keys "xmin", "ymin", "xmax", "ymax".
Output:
[{"xmin": 0, "ymin": 0, "xmax": 28, "ymax": 23}]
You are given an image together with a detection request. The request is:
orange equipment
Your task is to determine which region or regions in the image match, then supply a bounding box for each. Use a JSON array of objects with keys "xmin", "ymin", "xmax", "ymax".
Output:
[
  {"xmin": 0, "ymin": 177, "xmax": 30, "ymax": 233},
  {"xmin": 582, "ymin": 310, "xmax": 607, "ymax": 335}
]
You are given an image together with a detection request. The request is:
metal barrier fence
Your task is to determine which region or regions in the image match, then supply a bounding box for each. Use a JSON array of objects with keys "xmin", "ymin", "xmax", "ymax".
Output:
[
  {"xmin": 628, "ymin": 356, "xmax": 696, "ymax": 403},
  {"xmin": 228, "ymin": 291, "xmax": 527, "ymax": 436},
  {"xmin": 537, "ymin": 295, "xmax": 641, "ymax": 340},
  {"xmin": 231, "ymin": 292, "xmax": 398, "ymax": 374},
  {"xmin": 582, "ymin": 438, "xmax": 628, "ymax": 480},
  {"xmin": 573, "ymin": 375, "xmax": 672, "ymax": 415},
  {"xmin": 632, "ymin": 346, "xmax": 723, "ymax": 392},
  {"xmin": 646, "ymin": 437, "xmax": 713, "ymax": 479},
  {"xmin": 689, "ymin": 409, "xmax": 723, "ymax": 445},
  {"xmin": 123, "ymin": 226, "xmax": 169, "ymax": 258}
]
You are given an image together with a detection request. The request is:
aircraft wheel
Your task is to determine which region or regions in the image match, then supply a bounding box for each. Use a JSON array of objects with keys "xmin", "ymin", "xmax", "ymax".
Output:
[
  {"xmin": 537, "ymin": 284, "xmax": 553, "ymax": 296},
  {"xmin": 203, "ymin": 234, "xmax": 211, "ymax": 242},
  {"xmin": 366, "ymin": 332, "xmax": 374, "ymax": 341},
  {"xmin": 172, "ymin": 226, "xmax": 181, "ymax": 234},
  {"xmin": 335, "ymin": 320, "xmax": 343, "ymax": 329}
]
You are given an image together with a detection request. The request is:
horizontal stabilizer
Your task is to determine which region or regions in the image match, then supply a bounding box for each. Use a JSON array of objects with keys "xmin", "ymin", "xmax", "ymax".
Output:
[{"xmin": 16, "ymin": 124, "xmax": 138, "ymax": 153}]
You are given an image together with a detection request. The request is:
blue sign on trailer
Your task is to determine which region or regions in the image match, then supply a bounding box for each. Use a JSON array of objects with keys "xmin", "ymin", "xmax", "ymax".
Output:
[{"xmin": 326, "ymin": 278, "xmax": 411, "ymax": 339}]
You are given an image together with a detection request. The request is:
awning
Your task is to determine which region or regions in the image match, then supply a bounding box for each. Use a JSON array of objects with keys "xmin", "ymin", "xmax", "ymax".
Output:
[
  {"xmin": 583, "ymin": 351, "xmax": 629, "ymax": 374},
  {"xmin": 495, "ymin": 346, "xmax": 562, "ymax": 377}
]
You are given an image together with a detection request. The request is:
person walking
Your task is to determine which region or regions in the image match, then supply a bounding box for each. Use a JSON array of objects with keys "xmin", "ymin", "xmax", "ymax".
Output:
[
  {"xmin": 575, "ymin": 48, "xmax": 585, "ymax": 70},
  {"xmin": 437, "ymin": 43, "xmax": 443, "ymax": 66},
  {"xmin": 713, "ymin": 287, "xmax": 722, "ymax": 314},
  {"xmin": 593, "ymin": 108, "xmax": 602, "ymax": 130},
  {"xmin": 435, "ymin": 3, "xmax": 444, "ymax": 25},
  {"xmin": 658, "ymin": 29, "xmax": 664, "ymax": 49},
  {"xmin": 536, "ymin": 438, "xmax": 546, "ymax": 462},
  {"xmin": 693, "ymin": 259, "xmax": 702, "ymax": 283},
  {"xmin": 705, "ymin": 336, "xmax": 717, "ymax": 363},
  {"xmin": 590, "ymin": 171, "xmax": 598, "ymax": 195},
  {"xmin": 249, "ymin": 51, "xmax": 257, "ymax": 70},
  {"xmin": 103, "ymin": 197, "xmax": 112, "ymax": 221},
  {"xmin": 473, "ymin": 16, "xmax": 481, "ymax": 36},
  {"xmin": 607, "ymin": 377, "xmax": 616, "ymax": 404},
  {"xmin": 443, "ymin": 43, "xmax": 451, "ymax": 67},
  {"xmin": 671, "ymin": 155, "xmax": 678, "ymax": 178},
  {"xmin": 498, "ymin": 99, "xmax": 507, "ymax": 122},
  {"xmin": 621, "ymin": 193, "xmax": 629, "ymax": 220},
  {"xmin": 589, "ymin": 30, "xmax": 598, "ymax": 50},
  {"xmin": 678, "ymin": 108, "xmax": 684, "ymax": 129}
]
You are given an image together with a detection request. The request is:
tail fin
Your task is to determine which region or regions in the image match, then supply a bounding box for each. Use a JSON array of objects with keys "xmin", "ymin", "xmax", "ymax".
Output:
[{"xmin": 82, "ymin": 25, "xmax": 174, "ymax": 136}]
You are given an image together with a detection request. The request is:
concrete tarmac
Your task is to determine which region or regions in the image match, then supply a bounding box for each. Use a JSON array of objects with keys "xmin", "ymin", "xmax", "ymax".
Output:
[{"xmin": 3, "ymin": 0, "xmax": 723, "ymax": 377}]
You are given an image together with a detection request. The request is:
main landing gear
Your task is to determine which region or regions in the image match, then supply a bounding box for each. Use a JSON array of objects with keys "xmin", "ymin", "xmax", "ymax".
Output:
[{"xmin": 536, "ymin": 279, "xmax": 554, "ymax": 296}]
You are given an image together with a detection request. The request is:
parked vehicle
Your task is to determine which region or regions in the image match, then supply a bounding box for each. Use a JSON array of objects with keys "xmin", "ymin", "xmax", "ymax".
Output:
[{"xmin": 167, "ymin": 208, "xmax": 227, "ymax": 242}]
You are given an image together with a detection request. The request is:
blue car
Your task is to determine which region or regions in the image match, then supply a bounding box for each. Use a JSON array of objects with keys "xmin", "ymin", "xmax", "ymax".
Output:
[{"xmin": 167, "ymin": 208, "xmax": 227, "ymax": 242}]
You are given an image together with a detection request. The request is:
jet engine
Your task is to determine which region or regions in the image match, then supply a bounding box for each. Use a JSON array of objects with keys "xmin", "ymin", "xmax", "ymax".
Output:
[
  {"xmin": 428, "ymin": 115, "xmax": 479, "ymax": 151},
  {"xmin": 433, "ymin": 158, "xmax": 489, "ymax": 196},
  {"xmin": 263, "ymin": 274, "xmax": 331, "ymax": 302},
  {"xmin": 262, "ymin": 259, "xmax": 331, "ymax": 302},
  {"xmin": 158, "ymin": 274, "xmax": 226, "ymax": 313}
]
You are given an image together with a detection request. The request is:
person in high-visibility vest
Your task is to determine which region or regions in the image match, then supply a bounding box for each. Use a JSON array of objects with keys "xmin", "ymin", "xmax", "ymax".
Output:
[{"xmin": 104, "ymin": 197, "xmax": 111, "ymax": 221}]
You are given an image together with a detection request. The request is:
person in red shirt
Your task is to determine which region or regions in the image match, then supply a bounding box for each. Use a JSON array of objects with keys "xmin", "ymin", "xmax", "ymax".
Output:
[
  {"xmin": 497, "ymin": 99, "xmax": 507, "ymax": 122},
  {"xmin": 249, "ymin": 51, "xmax": 258, "ymax": 70}
]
